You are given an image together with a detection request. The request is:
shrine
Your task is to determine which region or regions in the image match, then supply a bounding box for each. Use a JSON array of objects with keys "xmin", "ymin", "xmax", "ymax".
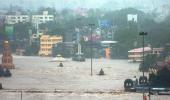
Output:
[{"xmin": 1, "ymin": 41, "xmax": 15, "ymax": 69}]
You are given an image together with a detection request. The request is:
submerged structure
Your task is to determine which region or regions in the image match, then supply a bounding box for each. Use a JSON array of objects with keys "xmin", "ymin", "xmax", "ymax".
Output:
[
  {"xmin": 72, "ymin": 29, "xmax": 85, "ymax": 62},
  {"xmin": 124, "ymin": 43, "xmax": 170, "ymax": 93},
  {"xmin": 1, "ymin": 41, "xmax": 15, "ymax": 69}
]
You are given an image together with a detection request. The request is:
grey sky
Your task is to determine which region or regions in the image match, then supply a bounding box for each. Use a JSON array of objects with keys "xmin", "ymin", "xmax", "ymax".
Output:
[{"xmin": 0, "ymin": 0, "xmax": 170, "ymax": 12}]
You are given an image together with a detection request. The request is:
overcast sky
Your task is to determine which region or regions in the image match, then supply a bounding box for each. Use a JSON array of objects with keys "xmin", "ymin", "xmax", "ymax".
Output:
[{"xmin": 1, "ymin": 0, "xmax": 170, "ymax": 11}]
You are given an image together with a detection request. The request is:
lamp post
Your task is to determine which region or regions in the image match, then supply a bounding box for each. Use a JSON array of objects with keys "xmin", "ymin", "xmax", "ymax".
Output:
[
  {"xmin": 89, "ymin": 23, "xmax": 95, "ymax": 76},
  {"xmin": 76, "ymin": 18, "xmax": 81, "ymax": 55},
  {"xmin": 21, "ymin": 91, "xmax": 23, "ymax": 100},
  {"xmin": 139, "ymin": 32, "xmax": 147, "ymax": 100}
]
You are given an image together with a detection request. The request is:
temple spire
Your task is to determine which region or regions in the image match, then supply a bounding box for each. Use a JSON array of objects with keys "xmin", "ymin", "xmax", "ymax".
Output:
[{"xmin": 1, "ymin": 41, "xmax": 15, "ymax": 69}]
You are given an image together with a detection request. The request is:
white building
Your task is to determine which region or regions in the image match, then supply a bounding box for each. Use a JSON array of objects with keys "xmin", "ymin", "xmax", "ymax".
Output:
[
  {"xmin": 127, "ymin": 14, "xmax": 138, "ymax": 22},
  {"xmin": 128, "ymin": 47, "xmax": 152, "ymax": 62},
  {"xmin": 128, "ymin": 47, "xmax": 164, "ymax": 63},
  {"xmin": 5, "ymin": 15, "xmax": 29, "ymax": 24},
  {"xmin": 152, "ymin": 48, "xmax": 164, "ymax": 56},
  {"xmin": 32, "ymin": 11, "xmax": 54, "ymax": 25},
  {"xmin": 4, "ymin": 11, "xmax": 54, "ymax": 25}
]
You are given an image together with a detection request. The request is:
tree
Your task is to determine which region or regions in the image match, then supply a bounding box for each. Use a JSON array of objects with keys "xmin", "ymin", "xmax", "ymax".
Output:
[
  {"xmin": 24, "ymin": 42, "xmax": 39, "ymax": 56},
  {"xmin": 139, "ymin": 54, "xmax": 157, "ymax": 72},
  {"xmin": 114, "ymin": 21, "xmax": 139, "ymax": 58},
  {"xmin": 14, "ymin": 22, "xmax": 31, "ymax": 40}
]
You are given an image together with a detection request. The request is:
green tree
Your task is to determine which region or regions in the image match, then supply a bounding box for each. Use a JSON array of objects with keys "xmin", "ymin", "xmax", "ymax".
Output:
[
  {"xmin": 24, "ymin": 42, "xmax": 40, "ymax": 56},
  {"xmin": 14, "ymin": 22, "xmax": 31, "ymax": 40},
  {"xmin": 114, "ymin": 21, "xmax": 139, "ymax": 58},
  {"xmin": 139, "ymin": 54, "xmax": 157, "ymax": 72}
]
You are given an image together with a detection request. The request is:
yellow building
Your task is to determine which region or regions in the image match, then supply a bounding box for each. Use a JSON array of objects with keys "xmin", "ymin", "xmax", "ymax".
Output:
[{"xmin": 39, "ymin": 35, "xmax": 63, "ymax": 56}]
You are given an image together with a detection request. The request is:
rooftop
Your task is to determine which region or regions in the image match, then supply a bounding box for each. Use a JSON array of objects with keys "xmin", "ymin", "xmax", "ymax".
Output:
[{"xmin": 128, "ymin": 47, "xmax": 152, "ymax": 53}]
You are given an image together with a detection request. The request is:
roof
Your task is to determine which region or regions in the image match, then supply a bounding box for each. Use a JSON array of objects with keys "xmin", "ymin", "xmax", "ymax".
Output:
[
  {"xmin": 128, "ymin": 47, "xmax": 151, "ymax": 53},
  {"xmin": 101, "ymin": 41, "xmax": 118, "ymax": 44}
]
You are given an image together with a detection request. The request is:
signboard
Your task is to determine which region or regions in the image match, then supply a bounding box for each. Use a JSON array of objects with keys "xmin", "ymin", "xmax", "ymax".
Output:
[
  {"xmin": 0, "ymin": 16, "xmax": 5, "ymax": 40},
  {"xmin": 5, "ymin": 25, "xmax": 14, "ymax": 40},
  {"xmin": 98, "ymin": 19, "xmax": 110, "ymax": 28}
]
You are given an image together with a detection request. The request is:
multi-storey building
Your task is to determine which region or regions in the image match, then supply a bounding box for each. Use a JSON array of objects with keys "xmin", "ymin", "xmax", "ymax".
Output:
[
  {"xmin": 128, "ymin": 47, "xmax": 152, "ymax": 62},
  {"xmin": 152, "ymin": 48, "xmax": 164, "ymax": 56},
  {"xmin": 127, "ymin": 14, "xmax": 138, "ymax": 22},
  {"xmin": 39, "ymin": 35, "xmax": 63, "ymax": 56},
  {"xmin": 5, "ymin": 11, "xmax": 54, "ymax": 25},
  {"xmin": 128, "ymin": 47, "xmax": 164, "ymax": 62},
  {"xmin": 5, "ymin": 15, "xmax": 29, "ymax": 24},
  {"xmin": 32, "ymin": 11, "xmax": 54, "ymax": 25}
]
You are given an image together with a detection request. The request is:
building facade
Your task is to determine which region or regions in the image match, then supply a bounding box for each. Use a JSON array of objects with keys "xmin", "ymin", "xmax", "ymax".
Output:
[
  {"xmin": 39, "ymin": 35, "xmax": 63, "ymax": 56},
  {"xmin": 5, "ymin": 11, "xmax": 54, "ymax": 25},
  {"xmin": 32, "ymin": 11, "xmax": 54, "ymax": 25},
  {"xmin": 127, "ymin": 14, "xmax": 138, "ymax": 22},
  {"xmin": 128, "ymin": 47, "xmax": 152, "ymax": 62},
  {"xmin": 128, "ymin": 47, "xmax": 164, "ymax": 62},
  {"xmin": 152, "ymin": 48, "xmax": 164, "ymax": 56},
  {"xmin": 5, "ymin": 15, "xmax": 29, "ymax": 24}
]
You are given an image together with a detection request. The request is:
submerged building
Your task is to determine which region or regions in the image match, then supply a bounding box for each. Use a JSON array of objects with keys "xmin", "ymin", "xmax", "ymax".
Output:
[
  {"xmin": 128, "ymin": 47, "xmax": 164, "ymax": 62},
  {"xmin": 128, "ymin": 47, "xmax": 152, "ymax": 62}
]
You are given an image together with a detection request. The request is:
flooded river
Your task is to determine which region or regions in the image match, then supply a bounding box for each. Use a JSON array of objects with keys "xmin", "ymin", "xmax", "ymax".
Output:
[
  {"xmin": 1, "ymin": 56, "xmax": 140, "ymax": 90},
  {"xmin": 0, "ymin": 56, "xmax": 168, "ymax": 100}
]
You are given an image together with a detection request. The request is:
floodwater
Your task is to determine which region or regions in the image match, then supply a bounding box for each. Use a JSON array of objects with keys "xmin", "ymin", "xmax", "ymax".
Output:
[
  {"xmin": 0, "ymin": 56, "xmax": 168, "ymax": 100},
  {"xmin": 0, "ymin": 56, "xmax": 140, "ymax": 90}
]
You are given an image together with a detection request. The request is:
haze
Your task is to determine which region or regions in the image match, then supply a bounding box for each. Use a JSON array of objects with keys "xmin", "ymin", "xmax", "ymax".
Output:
[{"xmin": 1, "ymin": 0, "xmax": 170, "ymax": 12}]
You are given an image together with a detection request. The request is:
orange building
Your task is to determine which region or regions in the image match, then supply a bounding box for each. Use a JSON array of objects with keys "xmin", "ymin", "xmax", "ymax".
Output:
[
  {"xmin": 105, "ymin": 48, "xmax": 110, "ymax": 59},
  {"xmin": 39, "ymin": 35, "xmax": 63, "ymax": 56}
]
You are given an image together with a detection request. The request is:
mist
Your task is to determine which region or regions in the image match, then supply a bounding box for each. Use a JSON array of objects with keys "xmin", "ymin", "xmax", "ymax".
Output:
[{"xmin": 1, "ymin": 0, "xmax": 170, "ymax": 12}]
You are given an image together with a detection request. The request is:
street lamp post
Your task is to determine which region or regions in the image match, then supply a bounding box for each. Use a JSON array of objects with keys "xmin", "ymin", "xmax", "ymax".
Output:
[
  {"xmin": 139, "ymin": 32, "xmax": 147, "ymax": 100},
  {"xmin": 89, "ymin": 23, "xmax": 95, "ymax": 76},
  {"xmin": 76, "ymin": 18, "xmax": 81, "ymax": 56}
]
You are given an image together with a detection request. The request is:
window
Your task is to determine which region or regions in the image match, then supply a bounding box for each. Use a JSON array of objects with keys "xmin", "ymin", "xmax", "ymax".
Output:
[
  {"xmin": 49, "ymin": 17, "xmax": 53, "ymax": 19},
  {"xmin": 11, "ymin": 17, "xmax": 15, "ymax": 19},
  {"xmin": 23, "ymin": 17, "xmax": 26, "ymax": 19}
]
